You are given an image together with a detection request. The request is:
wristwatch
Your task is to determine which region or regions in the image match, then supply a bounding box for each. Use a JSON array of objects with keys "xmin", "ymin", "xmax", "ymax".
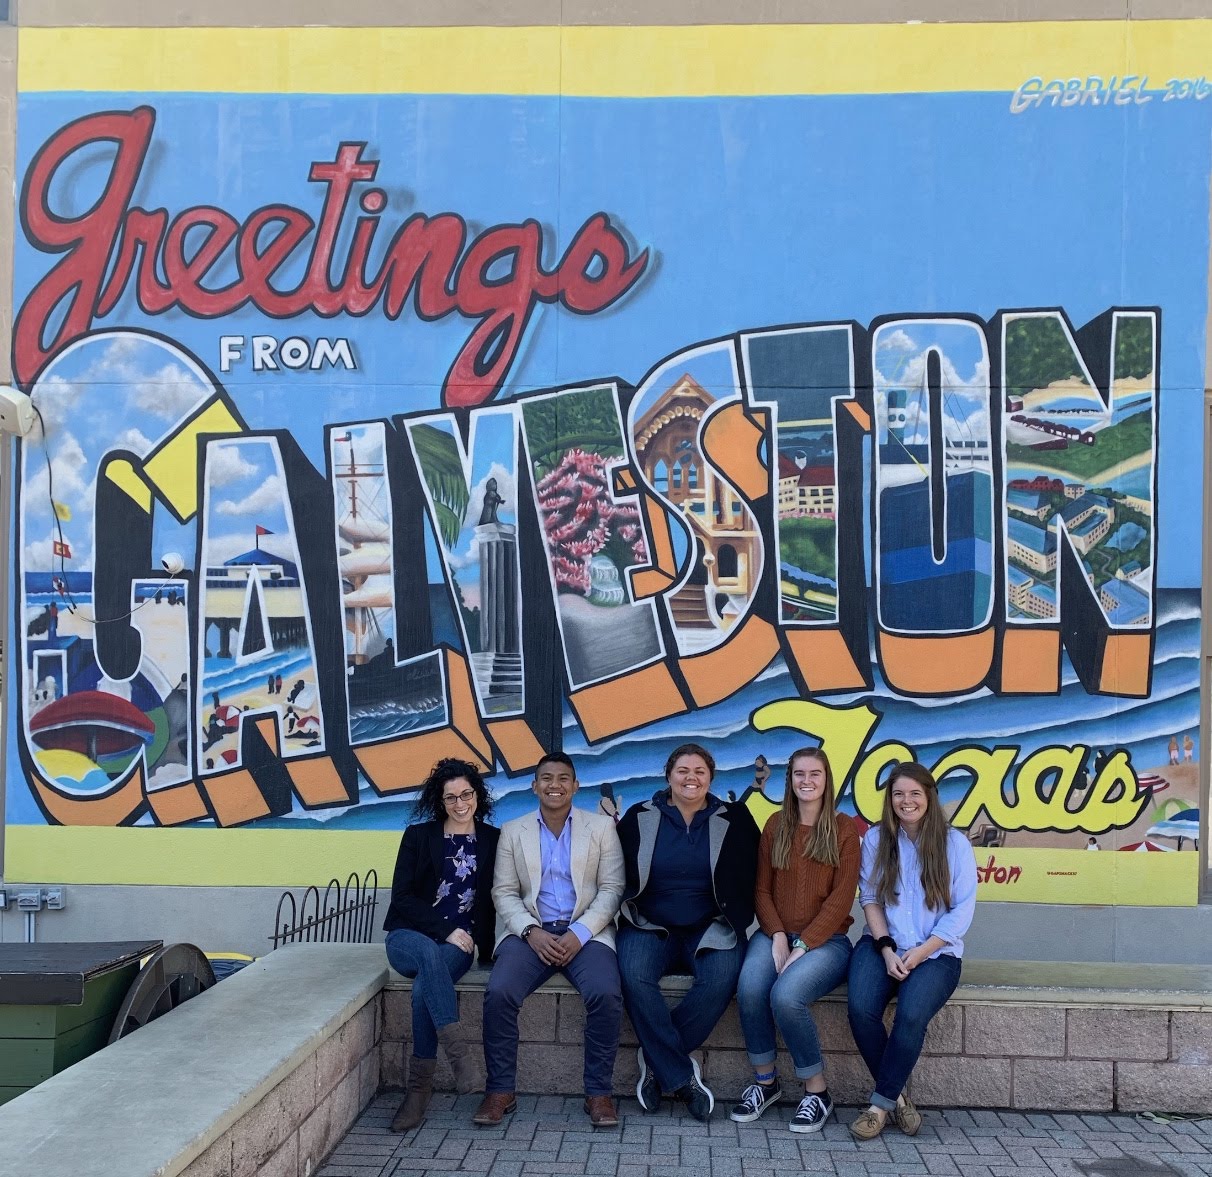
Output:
[{"xmin": 521, "ymin": 924, "xmax": 540, "ymax": 940}]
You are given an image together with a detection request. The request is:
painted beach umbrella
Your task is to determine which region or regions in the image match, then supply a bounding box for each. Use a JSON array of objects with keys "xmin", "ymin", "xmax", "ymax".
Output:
[
  {"xmin": 1120, "ymin": 839, "xmax": 1174, "ymax": 852},
  {"xmin": 29, "ymin": 689, "xmax": 156, "ymax": 763},
  {"xmin": 1135, "ymin": 772, "xmax": 1170, "ymax": 796},
  {"xmin": 1146, "ymin": 807, "xmax": 1200, "ymax": 844},
  {"xmin": 213, "ymin": 704, "xmax": 243, "ymax": 730}
]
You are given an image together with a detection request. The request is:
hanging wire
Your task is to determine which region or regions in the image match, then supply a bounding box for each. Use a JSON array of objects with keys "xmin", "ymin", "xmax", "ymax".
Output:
[{"xmin": 28, "ymin": 399, "xmax": 185, "ymax": 627}]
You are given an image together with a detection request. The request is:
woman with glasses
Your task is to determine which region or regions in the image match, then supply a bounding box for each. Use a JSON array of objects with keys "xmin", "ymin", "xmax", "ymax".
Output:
[
  {"xmin": 846, "ymin": 762, "xmax": 977, "ymax": 1140},
  {"xmin": 617, "ymin": 743, "xmax": 760, "ymax": 1121},
  {"xmin": 385, "ymin": 758, "xmax": 500, "ymax": 1132},
  {"xmin": 730, "ymin": 748, "xmax": 859, "ymax": 1133}
]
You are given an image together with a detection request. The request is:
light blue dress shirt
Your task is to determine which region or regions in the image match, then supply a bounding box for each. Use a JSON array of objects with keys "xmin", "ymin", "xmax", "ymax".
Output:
[
  {"xmin": 858, "ymin": 826, "xmax": 978, "ymax": 959},
  {"xmin": 537, "ymin": 814, "xmax": 591, "ymax": 945}
]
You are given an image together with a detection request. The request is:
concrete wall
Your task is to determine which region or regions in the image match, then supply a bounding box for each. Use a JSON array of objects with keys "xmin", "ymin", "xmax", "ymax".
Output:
[
  {"xmin": 380, "ymin": 971, "xmax": 1212, "ymax": 1114},
  {"xmin": 7, "ymin": 885, "xmax": 1212, "ymax": 965}
]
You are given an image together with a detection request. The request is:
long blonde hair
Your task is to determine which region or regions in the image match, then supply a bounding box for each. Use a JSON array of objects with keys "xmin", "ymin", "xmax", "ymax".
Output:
[
  {"xmin": 770, "ymin": 748, "xmax": 840, "ymax": 870},
  {"xmin": 872, "ymin": 762, "xmax": 952, "ymax": 912}
]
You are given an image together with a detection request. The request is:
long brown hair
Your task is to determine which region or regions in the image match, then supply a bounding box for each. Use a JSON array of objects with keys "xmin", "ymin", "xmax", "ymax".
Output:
[
  {"xmin": 872, "ymin": 762, "xmax": 952, "ymax": 912},
  {"xmin": 771, "ymin": 748, "xmax": 840, "ymax": 870}
]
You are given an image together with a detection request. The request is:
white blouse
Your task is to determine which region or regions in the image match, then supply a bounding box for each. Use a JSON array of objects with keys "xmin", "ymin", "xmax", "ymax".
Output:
[{"xmin": 858, "ymin": 826, "xmax": 978, "ymax": 959}]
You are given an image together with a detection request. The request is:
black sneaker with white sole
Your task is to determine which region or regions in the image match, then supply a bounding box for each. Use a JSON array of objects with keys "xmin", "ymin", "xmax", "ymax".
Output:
[
  {"xmin": 675, "ymin": 1055, "xmax": 715, "ymax": 1122},
  {"xmin": 635, "ymin": 1048, "xmax": 661, "ymax": 1113},
  {"xmin": 789, "ymin": 1091, "xmax": 833, "ymax": 1133},
  {"xmin": 729, "ymin": 1080, "xmax": 783, "ymax": 1122}
]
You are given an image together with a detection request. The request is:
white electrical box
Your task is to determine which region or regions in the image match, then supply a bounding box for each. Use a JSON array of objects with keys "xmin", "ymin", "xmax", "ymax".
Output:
[{"xmin": 0, "ymin": 388, "xmax": 36, "ymax": 437}]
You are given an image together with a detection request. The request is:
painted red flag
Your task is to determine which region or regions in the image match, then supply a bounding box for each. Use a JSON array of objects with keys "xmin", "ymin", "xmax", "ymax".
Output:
[
  {"xmin": 255, "ymin": 525, "xmax": 273, "ymax": 537},
  {"xmin": 52, "ymin": 539, "xmax": 72, "ymax": 559}
]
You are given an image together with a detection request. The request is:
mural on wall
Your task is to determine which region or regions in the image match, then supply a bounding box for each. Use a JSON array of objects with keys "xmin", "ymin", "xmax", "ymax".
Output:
[{"xmin": 4, "ymin": 22, "xmax": 1208, "ymax": 903}]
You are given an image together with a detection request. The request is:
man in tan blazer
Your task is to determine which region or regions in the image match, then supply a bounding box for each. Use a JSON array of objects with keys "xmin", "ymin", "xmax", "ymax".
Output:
[{"xmin": 473, "ymin": 752, "xmax": 624, "ymax": 1128}]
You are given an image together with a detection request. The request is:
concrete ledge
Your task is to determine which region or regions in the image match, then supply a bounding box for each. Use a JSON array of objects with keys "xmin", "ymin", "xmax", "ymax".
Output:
[
  {"xmin": 383, "ymin": 959, "xmax": 1212, "ymax": 1113},
  {"xmin": 393, "ymin": 958, "xmax": 1212, "ymax": 1005},
  {"xmin": 0, "ymin": 944, "xmax": 387, "ymax": 1177},
  {"xmin": 4, "ymin": 944, "xmax": 1207, "ymax": 1177}
]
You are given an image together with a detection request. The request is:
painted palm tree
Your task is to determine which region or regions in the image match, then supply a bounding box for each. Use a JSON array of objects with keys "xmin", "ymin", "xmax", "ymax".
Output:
[{"xmin": 411, "ymin": 423, "xmax": 469, "ymax": 550}]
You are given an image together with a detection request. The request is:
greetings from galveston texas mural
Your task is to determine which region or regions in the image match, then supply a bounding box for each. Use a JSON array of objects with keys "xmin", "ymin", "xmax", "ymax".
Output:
[{"xmin": 4, "ymin": 24, "xmax": 1208, "ymax": 901}]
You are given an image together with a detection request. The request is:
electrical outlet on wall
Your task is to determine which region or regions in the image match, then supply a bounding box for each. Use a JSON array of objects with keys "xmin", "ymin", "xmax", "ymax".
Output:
[{"xmin": 44, "ymin": 888, "xmax": 66, "ymax": 910}]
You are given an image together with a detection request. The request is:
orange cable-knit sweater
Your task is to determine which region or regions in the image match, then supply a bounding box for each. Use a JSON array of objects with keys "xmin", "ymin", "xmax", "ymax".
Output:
[{"xmin": 753, "ymin": 811, "xmax": 861, "ymax": 949}]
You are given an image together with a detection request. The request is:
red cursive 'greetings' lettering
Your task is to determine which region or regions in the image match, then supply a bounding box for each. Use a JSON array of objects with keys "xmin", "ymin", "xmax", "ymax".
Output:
[{"xmin": 14, "ymin": 107, "xmax": 650, "ymax": 406}]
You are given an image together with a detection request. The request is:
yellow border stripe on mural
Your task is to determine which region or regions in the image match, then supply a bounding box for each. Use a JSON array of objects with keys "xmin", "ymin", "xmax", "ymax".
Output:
[
  {"xmin": 18, "ymin": 21, "xmax": 1212, "ymax": 96},
  {"xmin": 6, "ymin": 826, "xmax": 406, "ymax": 888},
  {"xmin": 4, "ymin": 828, "xmax": 1199, "ymax": 905}
]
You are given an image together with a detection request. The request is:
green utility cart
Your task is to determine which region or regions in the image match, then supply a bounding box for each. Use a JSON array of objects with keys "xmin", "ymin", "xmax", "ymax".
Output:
[{"xmin": 0, "ymin": 940, "xmax": 161, "ymax": 1105}]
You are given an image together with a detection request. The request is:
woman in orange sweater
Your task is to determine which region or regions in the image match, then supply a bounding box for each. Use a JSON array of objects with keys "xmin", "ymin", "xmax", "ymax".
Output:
[{"xmin": 729, "ymin": 747, "xmax": 860, "ymax": 1133}]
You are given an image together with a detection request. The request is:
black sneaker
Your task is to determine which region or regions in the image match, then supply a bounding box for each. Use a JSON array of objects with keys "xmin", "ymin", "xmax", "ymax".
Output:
[
  {"xmin": 675, "ymin": 1056, "xmax": 715, "ymax": 1122},
  {"xmin": 729, "ymin": 1080, "xmax": 782, "ymax": 1122},
  {"xmin": 636, "ymin": 1048, "xmax": 661, "ymax": 1113},
  {"xmin": 789, "ymin": 1091, "xmax": 833, "ymax": 1134}
]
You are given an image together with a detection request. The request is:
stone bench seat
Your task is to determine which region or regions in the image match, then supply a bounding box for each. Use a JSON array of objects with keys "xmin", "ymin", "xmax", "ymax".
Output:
[
  {"xmin": 383, "ymin": 958, "xmax": 1212, "ymax": 1115},
  {"xmin": 1, "ymin": 947, "xmax": 1207, "ymax": 1177}
]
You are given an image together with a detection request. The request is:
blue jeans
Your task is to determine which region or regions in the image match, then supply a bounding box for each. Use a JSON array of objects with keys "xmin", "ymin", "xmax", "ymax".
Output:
[
  {"xmin": 484, "ymin": 932, "xmax": 622, "ymax": 1097},
  {"xmin": 385, "ymin": 927, "xmax": 473, "ymax": 1060},
  {"xmin": 736, "ymin": 931, "xmax": 852, "ymax": 1080},
  {"xmin": 846, "ymin": 935, "xmax": 962, "ymax": 1109},
  {"xmin": 616, "ymin": 923, "xmax": 745, "ymax": 1093}
]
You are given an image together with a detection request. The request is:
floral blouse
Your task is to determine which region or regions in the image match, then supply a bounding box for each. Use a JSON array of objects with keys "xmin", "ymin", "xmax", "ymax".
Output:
[{"xmin": 432, "ymin": 832, "xmax": 477, "ymax": 932}]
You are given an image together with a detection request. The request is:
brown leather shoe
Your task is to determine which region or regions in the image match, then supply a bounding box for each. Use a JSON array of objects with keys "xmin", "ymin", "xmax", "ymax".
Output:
[
  {"xmin": 473, "ymin": 1092, "xmax": 517, "ymax": 1125},
  {"xmin": 583, "ymin": 1095, "xmax": 620, "ymax": 1127}
]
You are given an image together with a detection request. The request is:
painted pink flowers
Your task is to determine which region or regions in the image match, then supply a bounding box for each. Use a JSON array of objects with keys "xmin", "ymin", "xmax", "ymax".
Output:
[{"xmin": 535, "ymin": 449, "xmax": 647, "ymax": 595}]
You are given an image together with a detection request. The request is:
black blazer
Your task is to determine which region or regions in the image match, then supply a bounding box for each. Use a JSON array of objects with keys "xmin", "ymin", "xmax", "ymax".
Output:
[
  {"xmin": 383, "ymin": 819, "xmax": 500, "ymax": 963},
  {"xmin": 617, "ymin": 794, "xmax": 760, "ymax": 940}
]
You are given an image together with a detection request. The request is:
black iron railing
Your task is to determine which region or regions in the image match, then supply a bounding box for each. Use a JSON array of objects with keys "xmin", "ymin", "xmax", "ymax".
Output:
[{"xmin": 269, "ymin": 869, "xmax": 379, "ymax": 949}]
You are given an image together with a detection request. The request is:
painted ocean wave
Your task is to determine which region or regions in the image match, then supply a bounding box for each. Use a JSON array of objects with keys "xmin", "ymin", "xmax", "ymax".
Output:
[
  {"xmin": 235, "ymin": 589, "xmax": 1204, "ymax": 828},
  {"xmin": 554, "ymin": 599, "xmax": 1200, "ymax": 790},
  {"xmin": 201, "ymin": 650, "xmax": 318, "ymax": 699},
  {"xmin": 349, "ymin": 700, "xmax": 446, "ymax": 742}
]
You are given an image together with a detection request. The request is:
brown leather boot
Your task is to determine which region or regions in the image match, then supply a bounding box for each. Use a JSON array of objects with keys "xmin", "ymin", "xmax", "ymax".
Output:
[
  {"xmin": 437, "ymin": 1023, "xmax": 485, "ymax": 1095},
  {"xmin": 390, "ymin": 1056, "xmax": 436, "ymax": 1133},
  {"xmin": 473, "ymin": 1091, "xmax": 517, "ymax": 1125}
]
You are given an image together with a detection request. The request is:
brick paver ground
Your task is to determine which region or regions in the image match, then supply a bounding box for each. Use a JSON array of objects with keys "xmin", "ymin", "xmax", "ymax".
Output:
[{"xmin": 319, "ymin": 1093, "xmax": 1212, "ymax": 1177}]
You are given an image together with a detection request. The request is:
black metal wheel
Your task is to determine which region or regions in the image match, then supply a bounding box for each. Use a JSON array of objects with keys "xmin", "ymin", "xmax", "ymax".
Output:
[{"xmin": 108, "ymin": 943, "xmax": 217, "ymax": 1043}]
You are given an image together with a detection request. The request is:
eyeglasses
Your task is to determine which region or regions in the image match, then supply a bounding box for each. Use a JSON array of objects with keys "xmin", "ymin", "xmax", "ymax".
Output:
[{"xmin": 443, "ymin": 790, "xmax": 476, "ymax": 806}]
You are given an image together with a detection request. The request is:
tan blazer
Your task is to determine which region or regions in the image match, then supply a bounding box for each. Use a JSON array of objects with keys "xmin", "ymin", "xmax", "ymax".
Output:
[{"xmin": 492, "ymin": 808, "xmax": 625, "ymax": 951}]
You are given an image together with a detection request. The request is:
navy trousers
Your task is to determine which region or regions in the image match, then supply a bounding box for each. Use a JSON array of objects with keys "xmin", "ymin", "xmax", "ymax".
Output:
[{"xmin": 484, "ymin": 930, "xmax": 623, "ymax": 1096}]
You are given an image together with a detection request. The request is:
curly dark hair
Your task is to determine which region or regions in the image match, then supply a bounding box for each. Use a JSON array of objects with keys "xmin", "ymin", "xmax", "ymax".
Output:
[{"xmin": 411, "ymin": 758, "xmax": 494, "ymax": 825}]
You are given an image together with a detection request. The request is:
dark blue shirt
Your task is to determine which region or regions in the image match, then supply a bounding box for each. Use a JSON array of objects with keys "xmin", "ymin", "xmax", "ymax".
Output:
[
  {"xmin": 637, "ymin": 795, "xmax": 719, "ymax": 932},
  {"xmin": 432, "ymin": 832, "xmax": 478, "ymax": 932}
]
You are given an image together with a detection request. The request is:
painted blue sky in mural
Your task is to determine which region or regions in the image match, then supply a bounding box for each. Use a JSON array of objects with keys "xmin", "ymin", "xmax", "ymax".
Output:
[
  {"xmin": 200, "ymin": 440, "xmax": 293, "ymax": 567},
  {"xmin": 873, "ymin": 321, "xmax": 991, "ymax": 450},
  {"xmin": 5, "ymin": 83, "xmax": 1207, "ymax": 833},
  {"xmin": 22, "ymin": 333, "xmax": 210, "ymax": 573},
  {"xmin": 12, "ymin": 91, "xmax": 1206, "ymax": 587}
]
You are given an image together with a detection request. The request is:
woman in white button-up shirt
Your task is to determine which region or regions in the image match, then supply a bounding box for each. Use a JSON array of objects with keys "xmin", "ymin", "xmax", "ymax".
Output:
[{"xmin": 845, "ymin": 762, "xmax": 977, "ymax": 1141}]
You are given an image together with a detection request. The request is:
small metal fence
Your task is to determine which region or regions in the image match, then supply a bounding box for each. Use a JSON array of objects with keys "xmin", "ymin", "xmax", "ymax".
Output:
[{"xmin": 269, "ymin": 869, "xmax": 379, "ymax": 949}]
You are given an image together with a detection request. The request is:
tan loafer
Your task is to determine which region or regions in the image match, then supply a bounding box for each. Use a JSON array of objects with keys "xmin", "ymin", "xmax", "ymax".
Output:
[
  {"xmin": 584, "ymin": 1095, "xmax": 620, "ymax": 1127},
  {"xmin": 850, "ymin": 1107, "xmax": 888, "ymax": 1140},
  {"xmin": 473, "ymin": 1092, "xmax": 517, "ymax": 1125},
  {"xmin": 894, "ymin": 1094, "xmax": 922, "ymax": 1136}
]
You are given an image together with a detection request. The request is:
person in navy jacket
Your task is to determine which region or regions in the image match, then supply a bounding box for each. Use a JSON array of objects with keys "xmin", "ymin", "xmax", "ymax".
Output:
[{"xmin": 616, "ymin": 743, "xmax": 760, "ymax": 1121}]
